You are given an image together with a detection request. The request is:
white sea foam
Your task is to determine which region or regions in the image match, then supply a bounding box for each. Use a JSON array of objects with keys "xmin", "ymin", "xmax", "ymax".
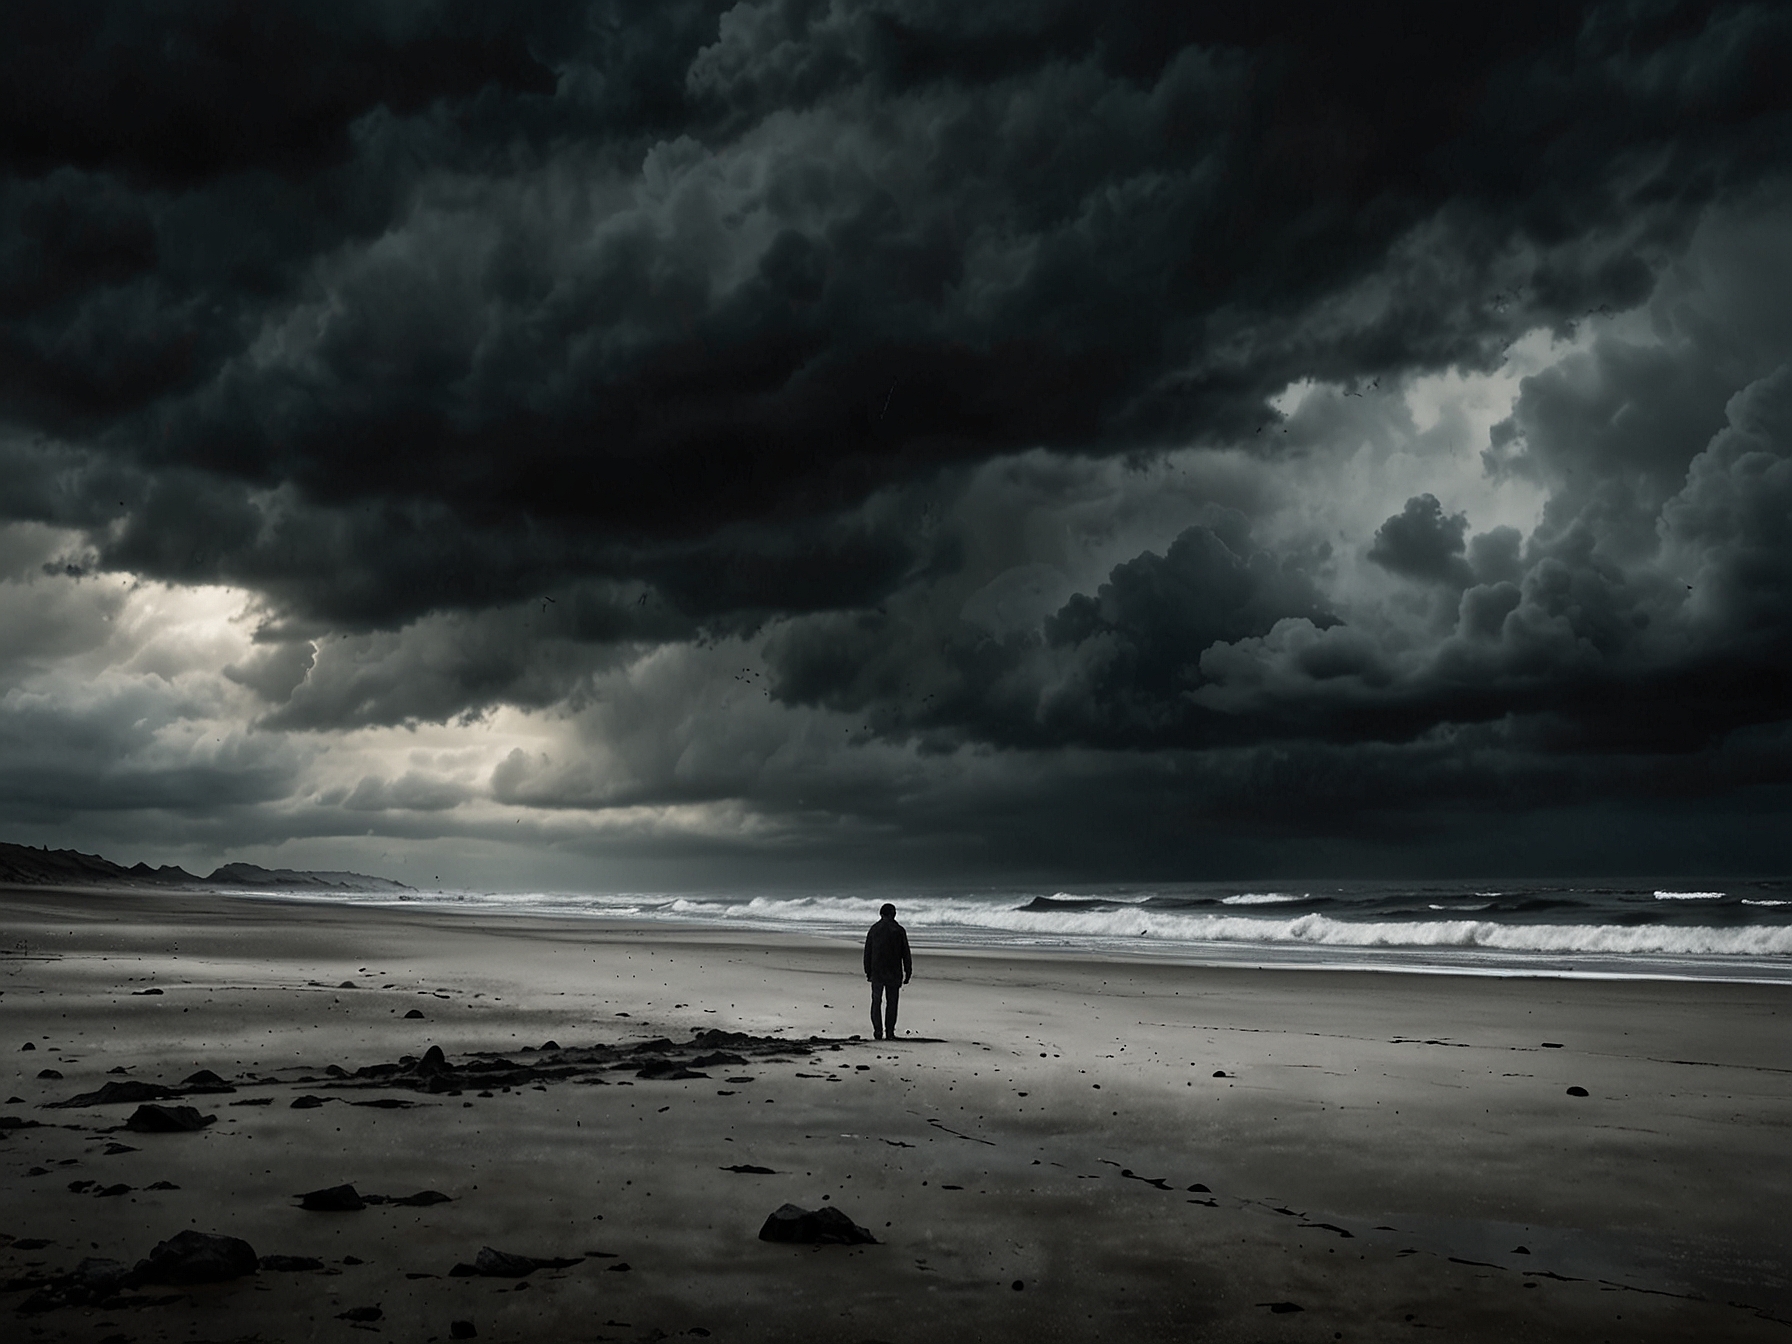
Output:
[
  {"xmin": 1221, "ymin": 893, "xmax": 1305, "ymax": 905},
  {"xmin": 663, "ymin": 893, "xmax": 1792, "ymax": 958},
  {"xmin": 1654, "ymin": 891, "xmax": 1725, "ymax": 900},
  {"xmin": 1742, "ymin": 899, "xmax": 1790, "ymax": 907},
  {"xmin": 1429, "ymin": 903, "xmax": 1492, "ymax": 911}
]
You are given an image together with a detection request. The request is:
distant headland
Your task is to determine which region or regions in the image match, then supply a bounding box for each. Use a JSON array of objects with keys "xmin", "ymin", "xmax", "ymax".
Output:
[{"xmin": 0, "ymin": 841, "xmax": 409, "ymax": 893}]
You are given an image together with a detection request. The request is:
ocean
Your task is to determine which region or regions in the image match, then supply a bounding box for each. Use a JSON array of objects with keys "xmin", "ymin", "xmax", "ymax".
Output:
[{"xmin": 224, "ymin": 876, "xmax": 1792, "ymax": 984}]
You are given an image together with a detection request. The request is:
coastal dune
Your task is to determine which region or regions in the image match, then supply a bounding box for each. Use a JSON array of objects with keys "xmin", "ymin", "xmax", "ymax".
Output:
[{"xmin": 2, "ymin": 886, "xmax": 1788, "ymax": 1341}]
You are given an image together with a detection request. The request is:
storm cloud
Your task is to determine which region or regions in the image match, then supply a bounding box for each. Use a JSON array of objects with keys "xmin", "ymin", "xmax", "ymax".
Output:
[{"xmin": 1, "ymin": 1, "xmax": 1789, "ymax": 883}]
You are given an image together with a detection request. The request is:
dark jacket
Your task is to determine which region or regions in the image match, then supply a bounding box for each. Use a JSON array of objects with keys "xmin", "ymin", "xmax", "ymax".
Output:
[{"xmin": 863, "ymin": 918, "xmax": 912, "ymax": 981}]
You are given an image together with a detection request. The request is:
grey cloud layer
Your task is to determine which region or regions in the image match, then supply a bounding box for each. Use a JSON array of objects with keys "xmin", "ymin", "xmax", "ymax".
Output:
[{"xmin": 1, "ymin": 2, "xmax": 1789, "ymax": 876}]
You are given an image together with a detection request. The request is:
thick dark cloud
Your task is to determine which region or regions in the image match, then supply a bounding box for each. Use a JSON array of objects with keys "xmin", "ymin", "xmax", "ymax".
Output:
[
  {"xmin": 0, "ymin": 2, "xmax": 1789, "ymax": 878},
  {"xmin": 4, "ymin": 1, "xmax": 1787, "ymax": 625}
]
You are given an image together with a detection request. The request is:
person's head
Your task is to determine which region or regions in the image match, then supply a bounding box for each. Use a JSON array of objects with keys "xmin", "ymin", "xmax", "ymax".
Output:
[{"xmin": 880, "ymin": 903, "xmax": 897, "ymax": 921}]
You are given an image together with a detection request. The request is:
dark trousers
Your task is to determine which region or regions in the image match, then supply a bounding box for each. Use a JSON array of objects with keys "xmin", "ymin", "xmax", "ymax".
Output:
[{"xmin": 869, "ymin": 977, "xmax": 901, "ymax": 1037}]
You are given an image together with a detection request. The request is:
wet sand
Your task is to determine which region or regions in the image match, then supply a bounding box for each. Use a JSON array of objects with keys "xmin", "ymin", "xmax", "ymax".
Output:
[{"xmin": 2, "ymin": 885, "xmax": 1789, "ymax": 1342}]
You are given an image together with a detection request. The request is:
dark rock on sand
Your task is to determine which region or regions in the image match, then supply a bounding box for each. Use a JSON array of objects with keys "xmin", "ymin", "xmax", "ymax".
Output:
[
  {"xmin": 103, "ymin": 1142, "xmax": 139, "ymax": 1155},
  {"xmin": 691, "ymin": 1051, "xmax": 748, "ymax": 1068},
  {"xmin": 49, "ymin": 1079, "xmax": 176, "ymax": 1108},
  {"xmin": 300, "ymin": 1184, "xmax": 367, "ymax": 1211},
  {"xmin": 757, "ymin": 1204, "xmax": 878, "ymax": 1245},
  {"xmin": 722, "ymin": 1164, "xmax": 777, "ymax": 1174},
  {"xmin": 37, "ymin": 1068, "xmax": 63, "ymax": 1079},
  {"xmin": 448, "ymin": 1247, "xmax": 584, "ymax": 1278},
  {"xmin": 1260, "ymin": 1301, "xmax": 1303, "ymax": 1313},
  {"xmin": 135, "ymin": 1230, "xmax": 259, "ymax": 1283},
  {"xmin": 259, "ymin": 1255, "xmax": 327, "ymax": 1272},
  {"xmin": 405, "ymin": 1009, "xmax": 425, "ymax": 1019},
  {"xmin": 21, "ymin": 1041, "xmax": 35, "ymax": 1050},
  {"xmin": 0, "ymin": 1115, "xmax": 44, "ymax": 1129},
  {"xmin": 451, "ymin": 1321, "xmax": 478, "ymax": 1339},
  {"xmin": 635, "ymin": 1059, "xmax": 709, "ymax": 1080},
  {"xmin": 391, "ymin": 1190, "xmax": 453, "ymax": 1207},
  {"xmin": 123, "ymin": 1104, "xmax": 215, "ymax": 1133},
  {"xmin": 1566, "ymin": 1086, "xmax": 1589, "ymax": 1097},
  {"xmin": 96, "ymin": 1183, "xmax": 133, "ymax": 1197},
  {"xmin": 338, "ymin": 982, "xmax": 357, "ymax": 990},
  {"xmin": 146, "ymin": 1180, "xmax": 180, "ymax": 1190},
  {"xmin": 337, "ymin": 1306, "xmax": 383, "ymax": 1321},
  {"xmin": 290, "ymin": 1095, "xmax": 335, "ymax": 1109},
  {"xmin": 132, "ymin": 988, "xmax": 164, "ymax": 995}
]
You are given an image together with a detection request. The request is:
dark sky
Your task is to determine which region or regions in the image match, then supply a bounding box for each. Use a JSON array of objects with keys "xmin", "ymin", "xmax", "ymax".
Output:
[{"xmin": 2, "ymin": 1, "xmax": 1790, "ymax": 888}]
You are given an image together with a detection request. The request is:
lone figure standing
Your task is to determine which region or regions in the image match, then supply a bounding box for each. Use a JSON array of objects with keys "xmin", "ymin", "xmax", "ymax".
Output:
[{"xmin": 863, "ymin": 903, "xmax": 912, "ymax": 1040}]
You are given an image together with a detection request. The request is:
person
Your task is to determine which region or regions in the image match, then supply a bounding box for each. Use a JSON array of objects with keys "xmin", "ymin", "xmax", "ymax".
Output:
[{"xmin": 863, "ymin": 902, "xmax": 912, "ymax": 1040}]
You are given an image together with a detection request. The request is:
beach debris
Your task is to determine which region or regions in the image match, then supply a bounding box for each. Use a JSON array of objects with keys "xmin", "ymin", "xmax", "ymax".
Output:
[
  {"xmin": 259, "ymin": 1254, "xmax": 327, "ymax": 1271},
  {"xmin": 135, "ymin": 1230, "xmax": 259, "ymax": 1283},
  {"xmin": 123, "ymin": 1104, "xmax": 216, "ymax": 1132},
  {"xmin": 448, "ymin": 1247, "xmax": 584, "ymax": 1278},
  {"xmin": 451, "ymin": 1321, "xmax": 478, "ymax": 1339},
  {"xmin": 757, "ymin": 1203, "xmax": 878, "ymax": 1245},
  {"xmin": 300, "ymin": 1183, "xmax": 367, "ymax": 1212},
  {"xmin": 1566, "ymin": 1086, "xmax": 1589, "ymax": 1097}
]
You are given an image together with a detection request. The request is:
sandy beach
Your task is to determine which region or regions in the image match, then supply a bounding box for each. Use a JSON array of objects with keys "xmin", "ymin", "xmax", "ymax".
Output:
[{"xmin": 2, "ymin": 885, "xmax": 1789, "ymax": 1342}]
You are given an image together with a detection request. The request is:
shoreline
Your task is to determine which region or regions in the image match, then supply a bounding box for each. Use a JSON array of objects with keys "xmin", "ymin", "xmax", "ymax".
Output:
[
  {"xmin": 3, "ymin": 884, "xmax": 1790, "ymax": 1340},
  {"xmin": 70, "ymin": 881, "xmax": 1792, "ymax": 986}
]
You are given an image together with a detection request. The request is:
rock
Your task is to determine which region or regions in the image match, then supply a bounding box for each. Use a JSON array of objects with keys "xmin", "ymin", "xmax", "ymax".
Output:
[
  {"xmin": 21, "ymin": 1041, "xmax": 34, "ymax": 1050},
  {"xmin": 1566, "ymin": 1086, "xmax": 1589, "ymax": 1097},
  {"xmin": 391, "ymin": 1190, "xmax": 453, "ymax": 1207},
  {"xmin": 123, "ymin": 1104, "xmax": 215, "ymax": 1133},
  {"xmin": 0, "ymin": 1115, "xmax": 43, "ymax": 1129},
  {"xmin": 146, "ymin": 1180, "xmax": 181, "ymax": 1190},
  {"xmin": 337, "ymin": 1306, "xmax": 383, "ymax": 1322},
  {"xmin": 449, "ymin": 1247, "xmax": 584, "ymax": 1278},
  {"xmin": 338, "ymin": 981, "xmax": 357, "ymax": 990},
  {"xmin": 1261, "ymin": 1301, "xmax": 1303, "ymax": 1314},
  {"xmin": 259, "ymin": 1255, "xmax": 327, "ymax": 1272},
  {"xmin": 299, "ymin": 1184, "xmax": 367, "ymax": 1212},
  {"xmin": 136, "ymin": 1230, "xmax": 259, "ymax": 1284},
  {"xmin": 180, "ymin": 1070, "xmax": 233, "ymax": 1092},
  {"xmin": 103, "ymin": 1142, "xmax": 139, "ymax": 1155},
  {"xmin": 420, "ymin": 1045, "xmax": 448, "ymax": 1071},
  {"xmin": 290, "ymin": 1095, "xmax": 334, "ymax": 1109},
  {"xmin": 73, "ymin": 1257, "xmax": 132, "ymax": 1293},
  {"xmin": 37, "ymin": 1068, "xmax": 63, "ymax": 1079},
  {"xmin": 96, "ymin": 1183, "xmax": 133, "ymax": 1197},
  {"xmin": 539, "ymin": 1040, "xmax": 560, "ymax": 1051},
  {"xmin": 49, "ymin": 1079, "xmax": 176, "ymax": 1109},
  {"xmin": 1212, "ymin": 1070, "xmax": 1228, "ymax": 1078},
  {"xmin": 691, "ymin": 1051, "xmax": 748, "ymax": 1068},
  {"xmin": 404, "ymin": 1009, "xmax": 425, "ymax": 1019},
  {"xmin": 451, "ymin": 1320, "xmax": 478, "ymax": 1339},
  {"xmin": 757, "ymin": 1204, "xmax": 878, "ymax": 1245},
  {"xmin": 721, "ymin": 1164, "xmax": 777, "ymax": 1175},
  {"xmin": 131, "ymin": 988, "xmax": 164, "ymax": 996}
]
